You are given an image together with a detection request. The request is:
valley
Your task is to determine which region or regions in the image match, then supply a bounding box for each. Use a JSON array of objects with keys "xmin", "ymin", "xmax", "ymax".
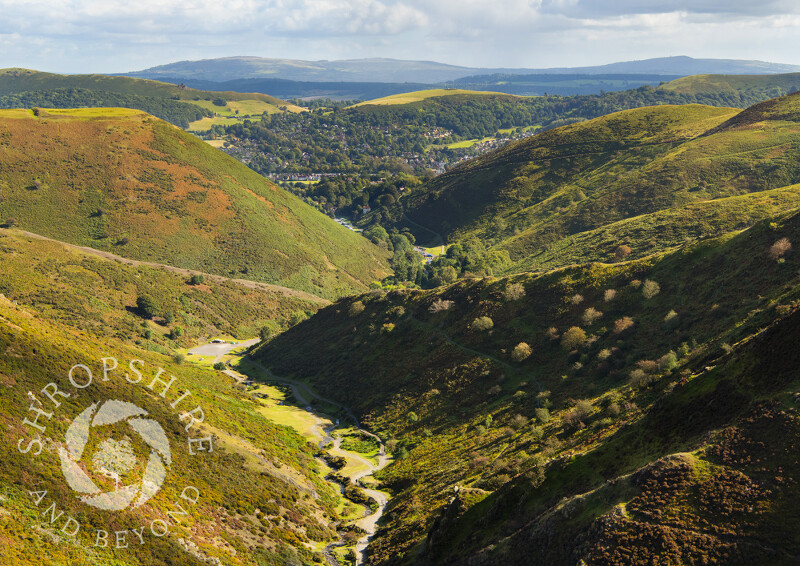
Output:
[{"xmin": 4, "ymin": 51, "xmax": 800, "ymax": 566}]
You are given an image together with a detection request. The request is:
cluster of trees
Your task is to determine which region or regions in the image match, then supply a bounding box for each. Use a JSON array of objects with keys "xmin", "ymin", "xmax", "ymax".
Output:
[{"xmin": 0, "ymin": 88, "xmax": 213, "ymax": 128}]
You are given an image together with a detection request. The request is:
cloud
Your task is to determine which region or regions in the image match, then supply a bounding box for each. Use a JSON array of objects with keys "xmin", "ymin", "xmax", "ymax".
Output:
[{"xmin": 0, "ymin": 1, "xmax": 799, "ymax": 72}]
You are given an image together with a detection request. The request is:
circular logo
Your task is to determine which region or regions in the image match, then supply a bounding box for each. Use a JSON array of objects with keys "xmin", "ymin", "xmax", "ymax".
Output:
[{"xmin": 58, "ymin": 399, "xmax": 172, "ymax": 511}]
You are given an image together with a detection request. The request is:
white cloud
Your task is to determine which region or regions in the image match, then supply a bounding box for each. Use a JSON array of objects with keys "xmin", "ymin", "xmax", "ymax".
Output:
[{"xmin": 0, "ymin": 0, "xmax": 799, "ymax": 72}]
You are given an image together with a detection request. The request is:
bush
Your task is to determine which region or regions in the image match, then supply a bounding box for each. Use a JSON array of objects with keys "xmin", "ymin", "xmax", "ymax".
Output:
[
  {"xmin": 770, "ymin": 237, "xmax": 792, "ymax": 259},
  {"xmin": 582, "ymin": 307, "xmax": 603, "ymax": 325},
  {"xmin": 510, "ymin": 414, "xmax": 528, "ymax": 429},
  {"xmin": 604, "ymin": 289, "xmax": 617, "ymax": 302},
  {"xmin": 511, "ymin": 342, "xmax": 532, "ymax": 362},
  {"xmin": 429, "ymin": 298, "xmax": 454, "ymax": 313},
  {"xmin": 172, "ymin": 353, "xmax": 185, "ymax": 365},
  {"xmin": 504, "ymin": 283, "xmax": 526, "ymax": 301},
  {"xmin": 570, "ymin": 294, "xmax": 584, "ymax": 305},
  {"xmin": 213, "ymin": 362, "xmax": 227, "ymax": 370},
  {"xmin": 642, "ymin": 279, "xmax": 661, "ymax": 299},
  {"xmin": 408, "ymin": 411, "xmax": 419, "ymax": 423},
  {"xmin": 658, "ymin": 351, "xmax": 678, "ymax": 371},
  {"xmin": 597, "ymin": 348, "xmax": 612, "ymax": 361},
  {"xmin": 348, "ymin": 301, "xmax": 365, "ymax": 317},
  {"xmin": 212, "ymin": 98, "xmax": 227, "ymax": 107},
  {"xmin": 535, "ymin": 407, "xmax": 550, "ymax": 423},
  {"xmin": 561, "ymin": 326, "xmax": 586, "ymax": 350},
  {"xmin": 136, "ymin": 295, "xmax": 160, "ymax": 319},
  {"xmin": 613, "ymin": 316, "xmax": 635, "ymax": 334},
  {"xmin": 546, "ymin": 327, "xmax": 559, "ymax": 340},
  {"xmin": 472, "ymin": 316, "xmax": 494, "ymax": 331},
  {"xmin": 189, "ymin": 274, "xmax": 205, "ymax": 285},
  {"xmin": 4, "ymin": 217, "xmax": 18, "ymax": 227},
  {"xmin": 630, "ymin": 368, "xmax": 654, "ymax": 388},
  {"xmin": 614, "ymin": 245, "xmax": 632, "ymax": 261}
]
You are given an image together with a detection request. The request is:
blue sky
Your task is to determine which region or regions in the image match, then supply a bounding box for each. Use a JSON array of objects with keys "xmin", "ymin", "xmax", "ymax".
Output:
[{"xmin": 1, "ymin": 0, "xmax": 799, "ymax": 73}]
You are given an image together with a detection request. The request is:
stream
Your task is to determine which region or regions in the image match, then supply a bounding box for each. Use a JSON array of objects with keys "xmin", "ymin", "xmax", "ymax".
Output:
[{"xmin": 189, "ymin": 341, "xmax": 390, "ymax": 566}]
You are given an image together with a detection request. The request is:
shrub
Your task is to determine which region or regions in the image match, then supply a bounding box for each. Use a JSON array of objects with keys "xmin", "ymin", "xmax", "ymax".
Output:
[
  {"xmin": 613, "ymin": 316, "xmax": 635, "ymax": 334},
  {"xmin": 582, "ymin": 307, "xmax": 603, "ymax": 325},
  {"xmin": 770, "ymin": 237, "xmax": 792, "ymax": 259},
  {"xmin": 511, "ymin": 342, "xmax": 532, "ymax": 362},
  {"xmin": 348, "ymin": 301, "xmax": 365, "ymax": 317},
  {"xmin": 168, "ymin": 326, "xmax": 184, "ymax": 340},
  {"xmin": 629, "ymin": 279, "xmax": 642, "ymax": 288},
  {"xmin": 408, "ymin": 412, "xmax": 419, "ymax": 423},
  {"xmin": 607, "ymin": 402, "xmax": 621, "ymax": 416},
  {"xmin": 575, "ymin": 400, "xmax": 592, "ymax": 419},
  {"xmin": 164, "ymin": 311, "xmax": 175, "ymax": 325},
  {"xmin": 636, "ymin": 359, "xmax": 658, "ymax": 373},
  {"xmin": 472, "ymin": 316, "xmax": 494, "ymax": 331},
  {"xmin": 546, "ymin": 327, "xmax": 559, "ymax": 340},
  {"xmin": 630, "ymin": 368, "xmax": 655, "ymax": 388},
  {"xmin": 259, "ymin": 326, "xmax": 273, "ymax": 341},
  {"xmin": 172, "ymin": 353, "xmax": 185, "ymax": 365},
  {"xmin": 597, "ymin": 348, "xmax": 612, "ymax": 361},
  {"xmin": 212, "ymin": 98, "xmax": 227, "ymax": 107},
  {"xmin": 604, "ymin": 289, "xmax": 617, "ymax": 302},
  {"xmin": 561, "ymin": 326, "xmax": 586, "ymax": 350},
  {"xmin": 658, "ymin": 351, "xmax": 678, "ymax": 371},
  {"xmin": 4, "ymin": 217, "xmax": 18, "ymax": 227},
  {"xmin": 642, "ymin": 279, "xmax": 660, "ymax": 299},
  {"xmin": 189, "ymin": 274, "xmax": 205, "ymax": 285},
  {"xmin": 213, "ymin": 362, "xmax": 227, "ymax": 370},
  {"xmin": 117, "ymin": 236, "xmax": 130, "ymax": 245},
  {"xmin": 510, "ymin": 414, "xmax": 528, "ymax": 429},
  {"xmin": 429, "ymin": 298, "xmax": 454, "ymax": 313},
  {"xmin": 570, "ymin": 294, "xmax": 584, "ymax": 305},
  {"xmin": 504, "ymin": 283, "xmax": 526, "ymax": 301},
  {"xmin": 487, "ymin": 385, "xmax": 502, "ymax": 395},
  {"xmin": 614, "ymin": 245, "xmax": 632, "ymax": 261},
  {"xmin": 136, "ymin": 295, "xmax": 160, "ymax": 319},
  {"xmin": 531, "ymin": 425, "xmax": 545, "ymax": 441},
  {"xmin": 535, "ymin": 407, "xmax": 550, "ymax": 423}
]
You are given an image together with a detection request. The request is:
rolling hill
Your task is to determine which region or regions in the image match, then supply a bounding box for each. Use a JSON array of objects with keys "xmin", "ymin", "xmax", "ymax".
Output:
[
  {"xmin": 389, "ymin": 92, "xmax": 800, "ymax": 272},
  {"xmin": 253, "ymin": 205, "xmax": 800, "ymax": 564},
  {"xmin": 0, "ymin": 69, "xmax": 304, "ymax": 129},
  {"xmin": 0, "ymin": 108, "xmax": 390, "ymax": 299},
  {"xmin": 124, "ymin": 56, "xmax": 800, "ymax": 84}
]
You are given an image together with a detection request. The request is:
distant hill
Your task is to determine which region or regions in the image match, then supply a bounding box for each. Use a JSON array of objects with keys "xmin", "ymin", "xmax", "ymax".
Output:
[
  {"xmin": 0, "ymin": 108, "xmax": 390, "ymax": 298},
  {"xmin": 0, "ymin": 68, "xmax": 304, "ymax": 128},
  {"xmin": 124, "ymin": 56, "xmax": 800, "ymax": 85}
]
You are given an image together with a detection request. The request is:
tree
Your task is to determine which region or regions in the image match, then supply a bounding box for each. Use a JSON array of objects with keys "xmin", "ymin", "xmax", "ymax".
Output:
[
  {"xmin": 561, "ymin": 326, "xmax": 586, "ymax": 350},
  {"xmin": 259, "ymin": 326, "xmax": 273, "ymax": 341},
  {"xmin": 4, "ymin": 217, "xmax": 17, "ymax": 228},
  {"xmin": 613, "ymin": 316, "xmax": 635, "ymax": 334},
  {"xmin": 189, "ymin": 274, "xmax": 205, "ymax": 285},
  {"xmin": 213, "ymin": 362, "xmax": 227, "ymax": 370},
  {"xmin": 504, "ymin": 283, "xmax": 526, "ymax": 301},
  {"xmin": 614, "ymin": 245, "xmax": 632, "ymax": 261},
  {"xmin": 472, "ymin": 316, "xmax": 494, "ymax": 331},
  {"xmin": 136, "ymin": 295, "xmax": 159, "ymax": 319},
  {"xmin": 429, "ymin": 298, "xmax": 454, "ymax": 313},
  {"xmin": 642, "ymin": 279, "xmax": 660, "ymax": 299},
  {"xmin": 349, "ymin": 301, "xmax": 365, "ymax": 317},
  {"xmin": 511, "ymin": 342, "xmax": 532, "ymax": 362},
  {"xmin": 582, "ymin": 307, "xmax": 603, "ymax": 325},
  {"xmin": 770, "ymin": 237, "xmax": 792, "ymax": 259}
]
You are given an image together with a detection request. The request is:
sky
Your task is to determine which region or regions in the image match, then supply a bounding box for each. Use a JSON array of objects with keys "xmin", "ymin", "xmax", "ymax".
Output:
[{"xmin": 1, "ymin": 0, "xmax": 800, "ymax": 73}]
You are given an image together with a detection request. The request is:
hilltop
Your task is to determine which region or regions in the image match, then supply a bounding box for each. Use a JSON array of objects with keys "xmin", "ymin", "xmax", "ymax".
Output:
[
  {"xmin": 0, "ymin": 108, "xmax": 390, "ymax": 298},
  {"xmin": 350, "ymin": 89, "xmax": 516, "ymax": 107},
  {"xmin": 254, "ymin": 206, "xmax": 800, "ymax": 564}
]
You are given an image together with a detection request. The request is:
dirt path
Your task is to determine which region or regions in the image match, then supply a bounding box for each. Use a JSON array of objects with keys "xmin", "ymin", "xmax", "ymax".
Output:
[{"xmin": 3, "ymin": 228, "xmax": 330, "ymax": 304}]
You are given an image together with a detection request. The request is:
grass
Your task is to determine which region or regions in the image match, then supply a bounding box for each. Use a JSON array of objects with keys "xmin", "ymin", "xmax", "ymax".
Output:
[
  {"xmin": 351, "ymin": 89, "xmax": 518, "ymax": 107},
  {"xmin": 0, "ymin": 108, "xmax": 390, "ymax": 298}
]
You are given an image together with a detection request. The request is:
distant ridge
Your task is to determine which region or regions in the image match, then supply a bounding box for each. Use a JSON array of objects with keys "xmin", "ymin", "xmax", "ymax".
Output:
[{"xmin": 123, "ymin": 55, "xmax": 800, "ymax": 84}]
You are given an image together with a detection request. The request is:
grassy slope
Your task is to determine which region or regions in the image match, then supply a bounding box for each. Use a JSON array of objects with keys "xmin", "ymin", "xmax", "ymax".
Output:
[
  {"xmin": 0, "ymin": 108, "xmax": 390, "ymax": 298},
  {"xmin": 661, "ymin": 72, "xmax": 800, "ymax": 96},
  {"xmin": 350, "ymin": 89, "xmax": 518, "ymax": 107},
  {"xmin": 397, "ymin": 94, "xmax": 800, "ymax": 271},
  {"xmin": 254, "ymin": 209, "xmax": 800, "ymax": 564},
  {"xmin": 0, "ymin": 258, "xmax": 344, "ymax": 565}
]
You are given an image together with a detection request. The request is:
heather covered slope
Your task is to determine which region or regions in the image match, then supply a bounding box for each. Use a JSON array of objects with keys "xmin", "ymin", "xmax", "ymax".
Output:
[
  {"xmin": 0, "ymin": 108, "xmax": 390, "ymax": 299},
  {"xmin": 0, "ymin": 241, "xmax": 348, "ymax": 565},
  {"xmin": 253, "ymin": 209, "xmax": 800, "ymax": 564},
  {"xmin": 394, "ymin": 94, "xmax": 800, "ymax": 272}
]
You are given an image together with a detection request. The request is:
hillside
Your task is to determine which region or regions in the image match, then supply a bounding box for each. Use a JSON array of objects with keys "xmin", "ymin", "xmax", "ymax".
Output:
[
  {"xmin": 0, "ymin": 108, "xmax": 390, "ymax": 298},
  {"xmin": 0, "ymin": 69, "xmax": 304, "ymax": 129},
  {"xmin": 253, "ymin": 207, "xmax": 800, "ymax": 564},
  {"xmin": 661, "ymin": 72, "xmax": 800, "ymax": 97},
  {"xmin": 388, "ymin": 93, "xmax": 800, "ymax": 273},
  {"xmin": 350, "ymin": 89, "xmax": 515, "ymax": 107},
  {"xmin": 0, "ymin": 235, "xmax": 347, "ymax": 565}
]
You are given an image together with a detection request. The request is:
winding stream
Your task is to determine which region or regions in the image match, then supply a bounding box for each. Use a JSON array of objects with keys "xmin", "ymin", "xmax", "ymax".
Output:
[{"xmin": 189, "ymin": 341, "xmax": 390, "ymax": 566}]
